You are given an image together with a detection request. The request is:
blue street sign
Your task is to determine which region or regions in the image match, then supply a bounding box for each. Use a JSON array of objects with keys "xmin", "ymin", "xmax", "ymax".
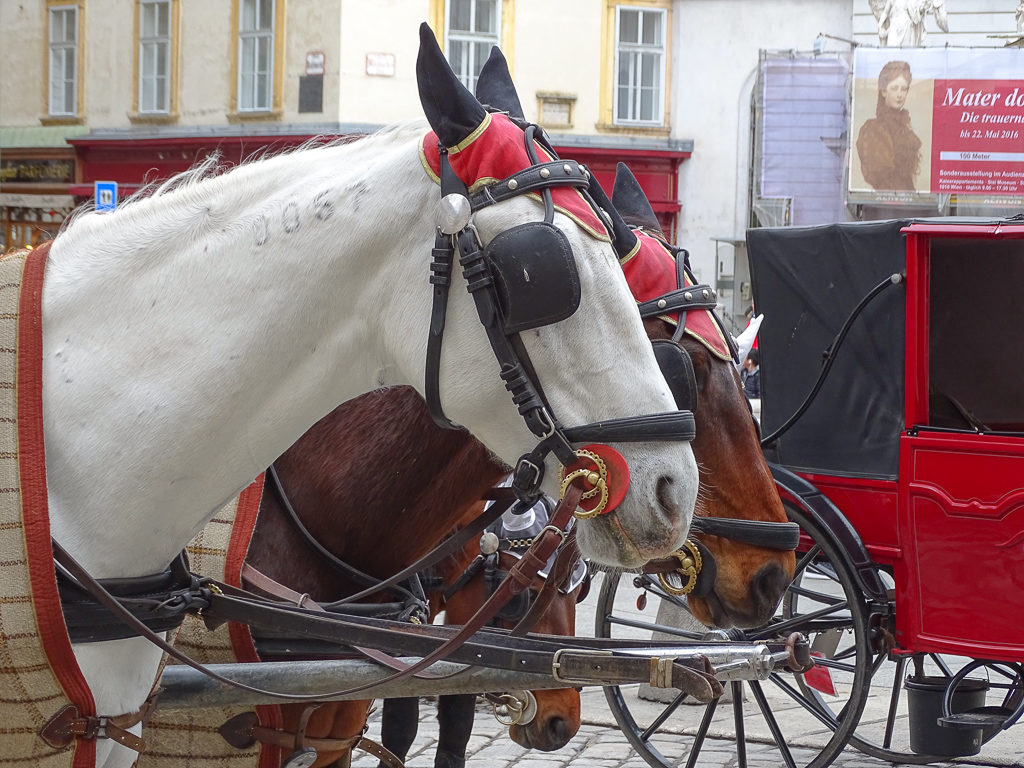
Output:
[{"xmin": 94, "ymin": 181, "xmax": 118, "ymax": 213}]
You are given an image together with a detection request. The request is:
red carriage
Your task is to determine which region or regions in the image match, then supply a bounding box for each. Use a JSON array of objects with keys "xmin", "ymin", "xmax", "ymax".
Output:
[{"xmin": 595, "ymin": 216, "xmax": 1024, "ymax": 767}]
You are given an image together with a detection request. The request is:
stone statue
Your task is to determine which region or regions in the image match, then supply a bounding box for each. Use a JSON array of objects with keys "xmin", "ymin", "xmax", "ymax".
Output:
[{"xmin": 869, "ymin": 0, "xmax": 949, "ymax": 46}]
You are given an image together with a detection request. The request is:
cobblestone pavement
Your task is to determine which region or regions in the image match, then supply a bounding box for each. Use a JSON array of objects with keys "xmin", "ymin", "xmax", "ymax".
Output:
[
  {"xmin": 351, "ymin": 572, "xmax": 1023, "ymax": 768},
  {"xmin": 351, "ymin": 689, "xmax": 1021, "ymax": 768}
]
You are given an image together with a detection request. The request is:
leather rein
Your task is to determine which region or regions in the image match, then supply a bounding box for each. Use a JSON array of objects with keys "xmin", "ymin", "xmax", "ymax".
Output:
[{"xmin": 49, "ymin": 480, "xmax": 593, "ymax": 702}]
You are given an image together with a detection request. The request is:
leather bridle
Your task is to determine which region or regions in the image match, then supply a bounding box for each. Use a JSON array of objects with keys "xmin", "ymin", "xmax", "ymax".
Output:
[{"xmin": 424, "ymin": 123, "xmax": 696, "ymax": 506}]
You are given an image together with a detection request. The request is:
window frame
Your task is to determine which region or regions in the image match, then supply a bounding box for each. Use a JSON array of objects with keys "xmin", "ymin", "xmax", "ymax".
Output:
[
  {"xmin": 445, "ymin": 0, "xmax": 503, "ymax": 93},
  {"xmin": 134, "ymin": 0, "xmax": 179, "ymax": 118},
  {"xmin": 613, "ymin": 4, "xmax": 667, "ymax": 126},
  {"xmin": 46, "ymin": 2, "xmax": 83, "ymax": 118},
  {"xmin": 229, "ymin": 0, "xmax": 285, "ymax": 119}
]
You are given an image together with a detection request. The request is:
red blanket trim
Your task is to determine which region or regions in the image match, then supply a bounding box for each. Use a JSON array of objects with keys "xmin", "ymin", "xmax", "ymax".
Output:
[
  {"xmin": 623, "ymin": 232, "xmax": 732, "ymax": 361},
  {"xmin": 419, "ymin": 112, "xmax": 609, "ymax": 241},
  {"xmin": 19, "ymin": 241, "xmax": 97, "ymax": 768},
  {"xmin": 225, "ymin": 475, "xmax": 283, "ymax": 768}
]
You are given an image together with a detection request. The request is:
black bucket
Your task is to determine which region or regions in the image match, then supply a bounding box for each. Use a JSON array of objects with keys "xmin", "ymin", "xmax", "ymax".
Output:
[{"xmin": 905, "ymin": 675, "xmax": 989, "ymax": 757}]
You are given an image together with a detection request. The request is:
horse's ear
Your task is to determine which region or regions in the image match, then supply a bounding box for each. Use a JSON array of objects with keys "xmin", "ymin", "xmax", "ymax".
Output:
[
  {"xmin": 588, "ymin": 174, "xmax": 637, "ymax": 259},
  {"xmin": 416, "ymin": 22, "xmax": 487, "ymax": 147},
  {"xmin": 475, "ymin": 46, "xmax": 526, "ymax": 121},
  {"xmin": 612, "ymin": 162, "xmax": 664, "ymax": 237}
]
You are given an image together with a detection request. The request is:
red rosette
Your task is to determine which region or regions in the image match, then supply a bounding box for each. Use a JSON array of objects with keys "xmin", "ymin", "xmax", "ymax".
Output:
[{"xmin": 560, "ymin": 443, "xmax": 630, "ymax": 516}]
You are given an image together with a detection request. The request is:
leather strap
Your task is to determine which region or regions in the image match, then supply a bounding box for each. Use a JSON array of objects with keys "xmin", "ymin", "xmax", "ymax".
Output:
[
  {"xmin": 689, "ymin": 517, "xmax": 801, "ymax": 550},
  {"xmin": 242, "ymin": 563, "xmax": 321, "ymax": 610},
  {"xmin": 426, "ymin": 225, "xmax": 460, "ymax": 430},
  {"xmin": 563, "ymin": 411, "xmax": 696, "ymax": 443},
  {"xmin": 508, "ymin": 530, "xmax": 581, "ymax": 637},
  {"xmin": 40, "ymin": 688, "xmax": 162, "ymax": 753},
  {"xmin": 219, "ymin": 710, "xmax": 405, "ymax": 768},
  {"xmin": 467, "ymin": 160, "xmax": 590, "ymax": 211},
  {"xmin": 243, "ymin": 563, "xmax": 452, "ymax": 681},
  {"xmin": 636, "ymin": 284, "xmax": 719, "ymax": 318}
]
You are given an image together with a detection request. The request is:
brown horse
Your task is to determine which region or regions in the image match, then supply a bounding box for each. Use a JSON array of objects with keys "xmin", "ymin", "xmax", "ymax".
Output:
[
  {"xmin": 378, "ymin": 497, "xmax": 584, "ymax": 768},
  {"xmin": 243, "ymin": 386, "xmax": 580, "ymax": 768},
  {"xmin": 605, "ymin": 161, "xmax": 795, "ymax": 630}
]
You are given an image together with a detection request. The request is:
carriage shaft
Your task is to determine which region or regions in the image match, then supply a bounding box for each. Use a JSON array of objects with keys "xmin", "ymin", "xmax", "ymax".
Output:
[{"xmin": 157, "ymin": 643, "xmax": 795, "ymax": 709}]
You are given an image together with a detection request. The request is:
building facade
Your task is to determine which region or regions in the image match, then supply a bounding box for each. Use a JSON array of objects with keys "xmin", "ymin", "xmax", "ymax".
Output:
[
  {"xmin": 1, "ymin": 0, "xmax": 691, "ymax": 252},
  {"xmin": 1, "ymin": 0, "xmax": 1021, "ymax": 330}
]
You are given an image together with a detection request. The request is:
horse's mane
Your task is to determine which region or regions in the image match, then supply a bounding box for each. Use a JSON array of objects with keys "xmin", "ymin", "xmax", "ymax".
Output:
[
  {"xmin": 48, "ymin": 118, "xmax": 432, "ymax": 278},
  {"xmin": 59, "ymin": 118, "xmax": 430, "ymax": 237}
]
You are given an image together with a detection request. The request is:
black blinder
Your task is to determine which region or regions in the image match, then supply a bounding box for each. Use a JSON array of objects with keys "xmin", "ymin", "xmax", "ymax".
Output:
[
  {"xmin": 484, "ymin": 221, "xmax": 581, "ymax": 333},
  {"xmin": 497, "ymin": 588, "xmax": 532, "ymax": 622},
  {"xmin": 486, "ymin": 566, "xmax": 532, "ymax": 622},
  {"xmin": 652, "ymin": 339, "xmax": 698, "ymax": 413}
]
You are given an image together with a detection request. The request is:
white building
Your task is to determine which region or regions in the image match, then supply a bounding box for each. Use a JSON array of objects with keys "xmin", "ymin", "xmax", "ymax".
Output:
[{"xmin": 2, "ymin": 0, "xmax": 1021, "ymax": 330}]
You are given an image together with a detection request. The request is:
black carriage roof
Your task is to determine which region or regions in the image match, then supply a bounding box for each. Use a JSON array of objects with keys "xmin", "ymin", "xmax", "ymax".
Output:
[
  {"xmin": 746, "ymin": 219, "xmax": 908, "ymax": 481},
  {"xmin": 905, "ymin": 214, "xmax": 1024, "ymax": 228},
  {"xmin": 747, "ymin": 215, "xmax": 1024, "ymax": 481}
]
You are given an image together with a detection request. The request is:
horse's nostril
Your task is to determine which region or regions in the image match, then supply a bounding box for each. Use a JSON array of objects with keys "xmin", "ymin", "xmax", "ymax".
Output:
[
  {"xmin": 655, "ymin": 475, "xmax": 680, "ymax": 522},
  {"xmin": 752, "ymin": 561, "xmax": 788, "ymax": 608},
  {"xmin": 548, "ymin": 716, "xmax": 568, "ymax": 739},
  {"xmin": 540, "ymin": 716, "xmax": 573, "ymax": 750}
]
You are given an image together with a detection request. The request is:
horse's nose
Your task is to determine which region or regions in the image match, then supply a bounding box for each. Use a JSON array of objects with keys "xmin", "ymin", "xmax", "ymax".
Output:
[
  {"xmin": 751, "ymin": 560, "xmax": 789, "ymax": 616},
  {"xmin": 538, "ymin": 716, "xmax": 573, "ymax": 751}
]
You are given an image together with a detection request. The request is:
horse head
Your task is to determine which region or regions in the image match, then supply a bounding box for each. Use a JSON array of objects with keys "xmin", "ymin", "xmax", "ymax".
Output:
[
  {"xmin": 415, "ymin": 24, "xmax": 699, "ymax": 568},
  {"xmin": 611, "ymin": 162, "xmax": 795, "ymax": 628},
  {"xmin": 439, "ymin": 498, "xmax": 582, "ymax": 752}
]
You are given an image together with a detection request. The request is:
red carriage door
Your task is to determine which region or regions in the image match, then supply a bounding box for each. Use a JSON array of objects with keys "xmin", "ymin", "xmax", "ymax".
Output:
[{"xmin": 897, "ymin": 225, "xmax": 1024, "ymax": 661}]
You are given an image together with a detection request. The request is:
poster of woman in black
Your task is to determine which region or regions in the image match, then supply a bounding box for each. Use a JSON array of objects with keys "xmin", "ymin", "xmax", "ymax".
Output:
[{"xmin": 855, "ymin": 60, "xmax": 923, "ymax": 191}]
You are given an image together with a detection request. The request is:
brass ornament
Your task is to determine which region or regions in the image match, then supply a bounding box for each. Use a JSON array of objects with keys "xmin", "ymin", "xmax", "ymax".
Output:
[
  {"xmin": 657, "ymin": 540, "xmax": 703, "ymax": 596},
  {"xmin": 559, "ymin": 448, "xmax": 610, "ymax": 519}
]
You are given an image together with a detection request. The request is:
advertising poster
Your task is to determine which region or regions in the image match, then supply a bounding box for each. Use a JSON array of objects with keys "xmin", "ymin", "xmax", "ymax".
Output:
[{"xmin": 850, "ymin": 47, "xmax": 1024, "ymax": 201}]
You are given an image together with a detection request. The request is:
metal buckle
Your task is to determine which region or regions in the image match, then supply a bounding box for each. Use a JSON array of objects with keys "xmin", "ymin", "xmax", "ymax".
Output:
[
  {"xmin": 535, "ymin": 406, "xmax": 557, "ymax": 439},
  {"xmin": 538, "ymin": 524, "xmax": 568, "ymax": 545},
  {"xmin": 550, "ymin": 648, "xmax": 613, "ymax": 685},
  {"xmin": 512, "ymin": 457, "xmax": 543, "ymax": 495}
]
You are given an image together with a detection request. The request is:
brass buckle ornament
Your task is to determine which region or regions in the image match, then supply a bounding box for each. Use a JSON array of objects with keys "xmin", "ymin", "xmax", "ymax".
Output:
[
  {"xmin": 657, "ymin": 540, "xmax": 703, "ymax": 596},
  {"xmin": 559, "ymin": 448, "xmax": 609, "ymax": 519}
]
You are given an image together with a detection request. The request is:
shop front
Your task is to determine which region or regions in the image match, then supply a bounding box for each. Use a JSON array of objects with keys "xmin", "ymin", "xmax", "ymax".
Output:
[
  {"xmin": 551, "ymin": 137, "xmax": 691, "ymax": 242},
  {"xmin": 63, "ymin": 128, "xmax": 690, "ymax": 245},
  {"xmin": 0, "ymin": 132, "xmax": 82, "ymax": 251}
]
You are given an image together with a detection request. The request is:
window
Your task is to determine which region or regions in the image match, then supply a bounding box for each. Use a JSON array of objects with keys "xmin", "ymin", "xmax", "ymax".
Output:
[
  {"xmin": 238, "ymin": 0, "xmax": 274, "ymax": 111},
  {"xmin": 614, "ymin": 6, "xmax": 665, "ymax": 124},
  {"xmin": 447, "ymin": 0, "xmax": 501, "ymax": 93},
  {"xmin": 48, "ymin": 5, "xmax": 78, "ymax": 116},
  {"xmin": 139, "ymin": 0, "xmax": 172, "ymax": 113}
]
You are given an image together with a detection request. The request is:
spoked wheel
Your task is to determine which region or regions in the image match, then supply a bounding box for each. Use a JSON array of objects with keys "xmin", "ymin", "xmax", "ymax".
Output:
[
  {"xmin": 594, "ymin": 504, "xmax": 872, "ymax": 768},
  {"xmin": 827, "ymin": 652, "xmax": 1024, "ymax": 764}
]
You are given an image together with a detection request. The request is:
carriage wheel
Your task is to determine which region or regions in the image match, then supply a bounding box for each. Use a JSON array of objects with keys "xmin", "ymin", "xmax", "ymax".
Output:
[{"xmin": 594, "ymin": 504, "xmax": 871, "ymax": 768}]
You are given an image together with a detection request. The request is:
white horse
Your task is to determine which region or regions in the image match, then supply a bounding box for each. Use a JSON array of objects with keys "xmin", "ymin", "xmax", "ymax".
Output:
[{"xmin": 39, "ymin": 26, "xmax": 698, "ymax": 767}]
